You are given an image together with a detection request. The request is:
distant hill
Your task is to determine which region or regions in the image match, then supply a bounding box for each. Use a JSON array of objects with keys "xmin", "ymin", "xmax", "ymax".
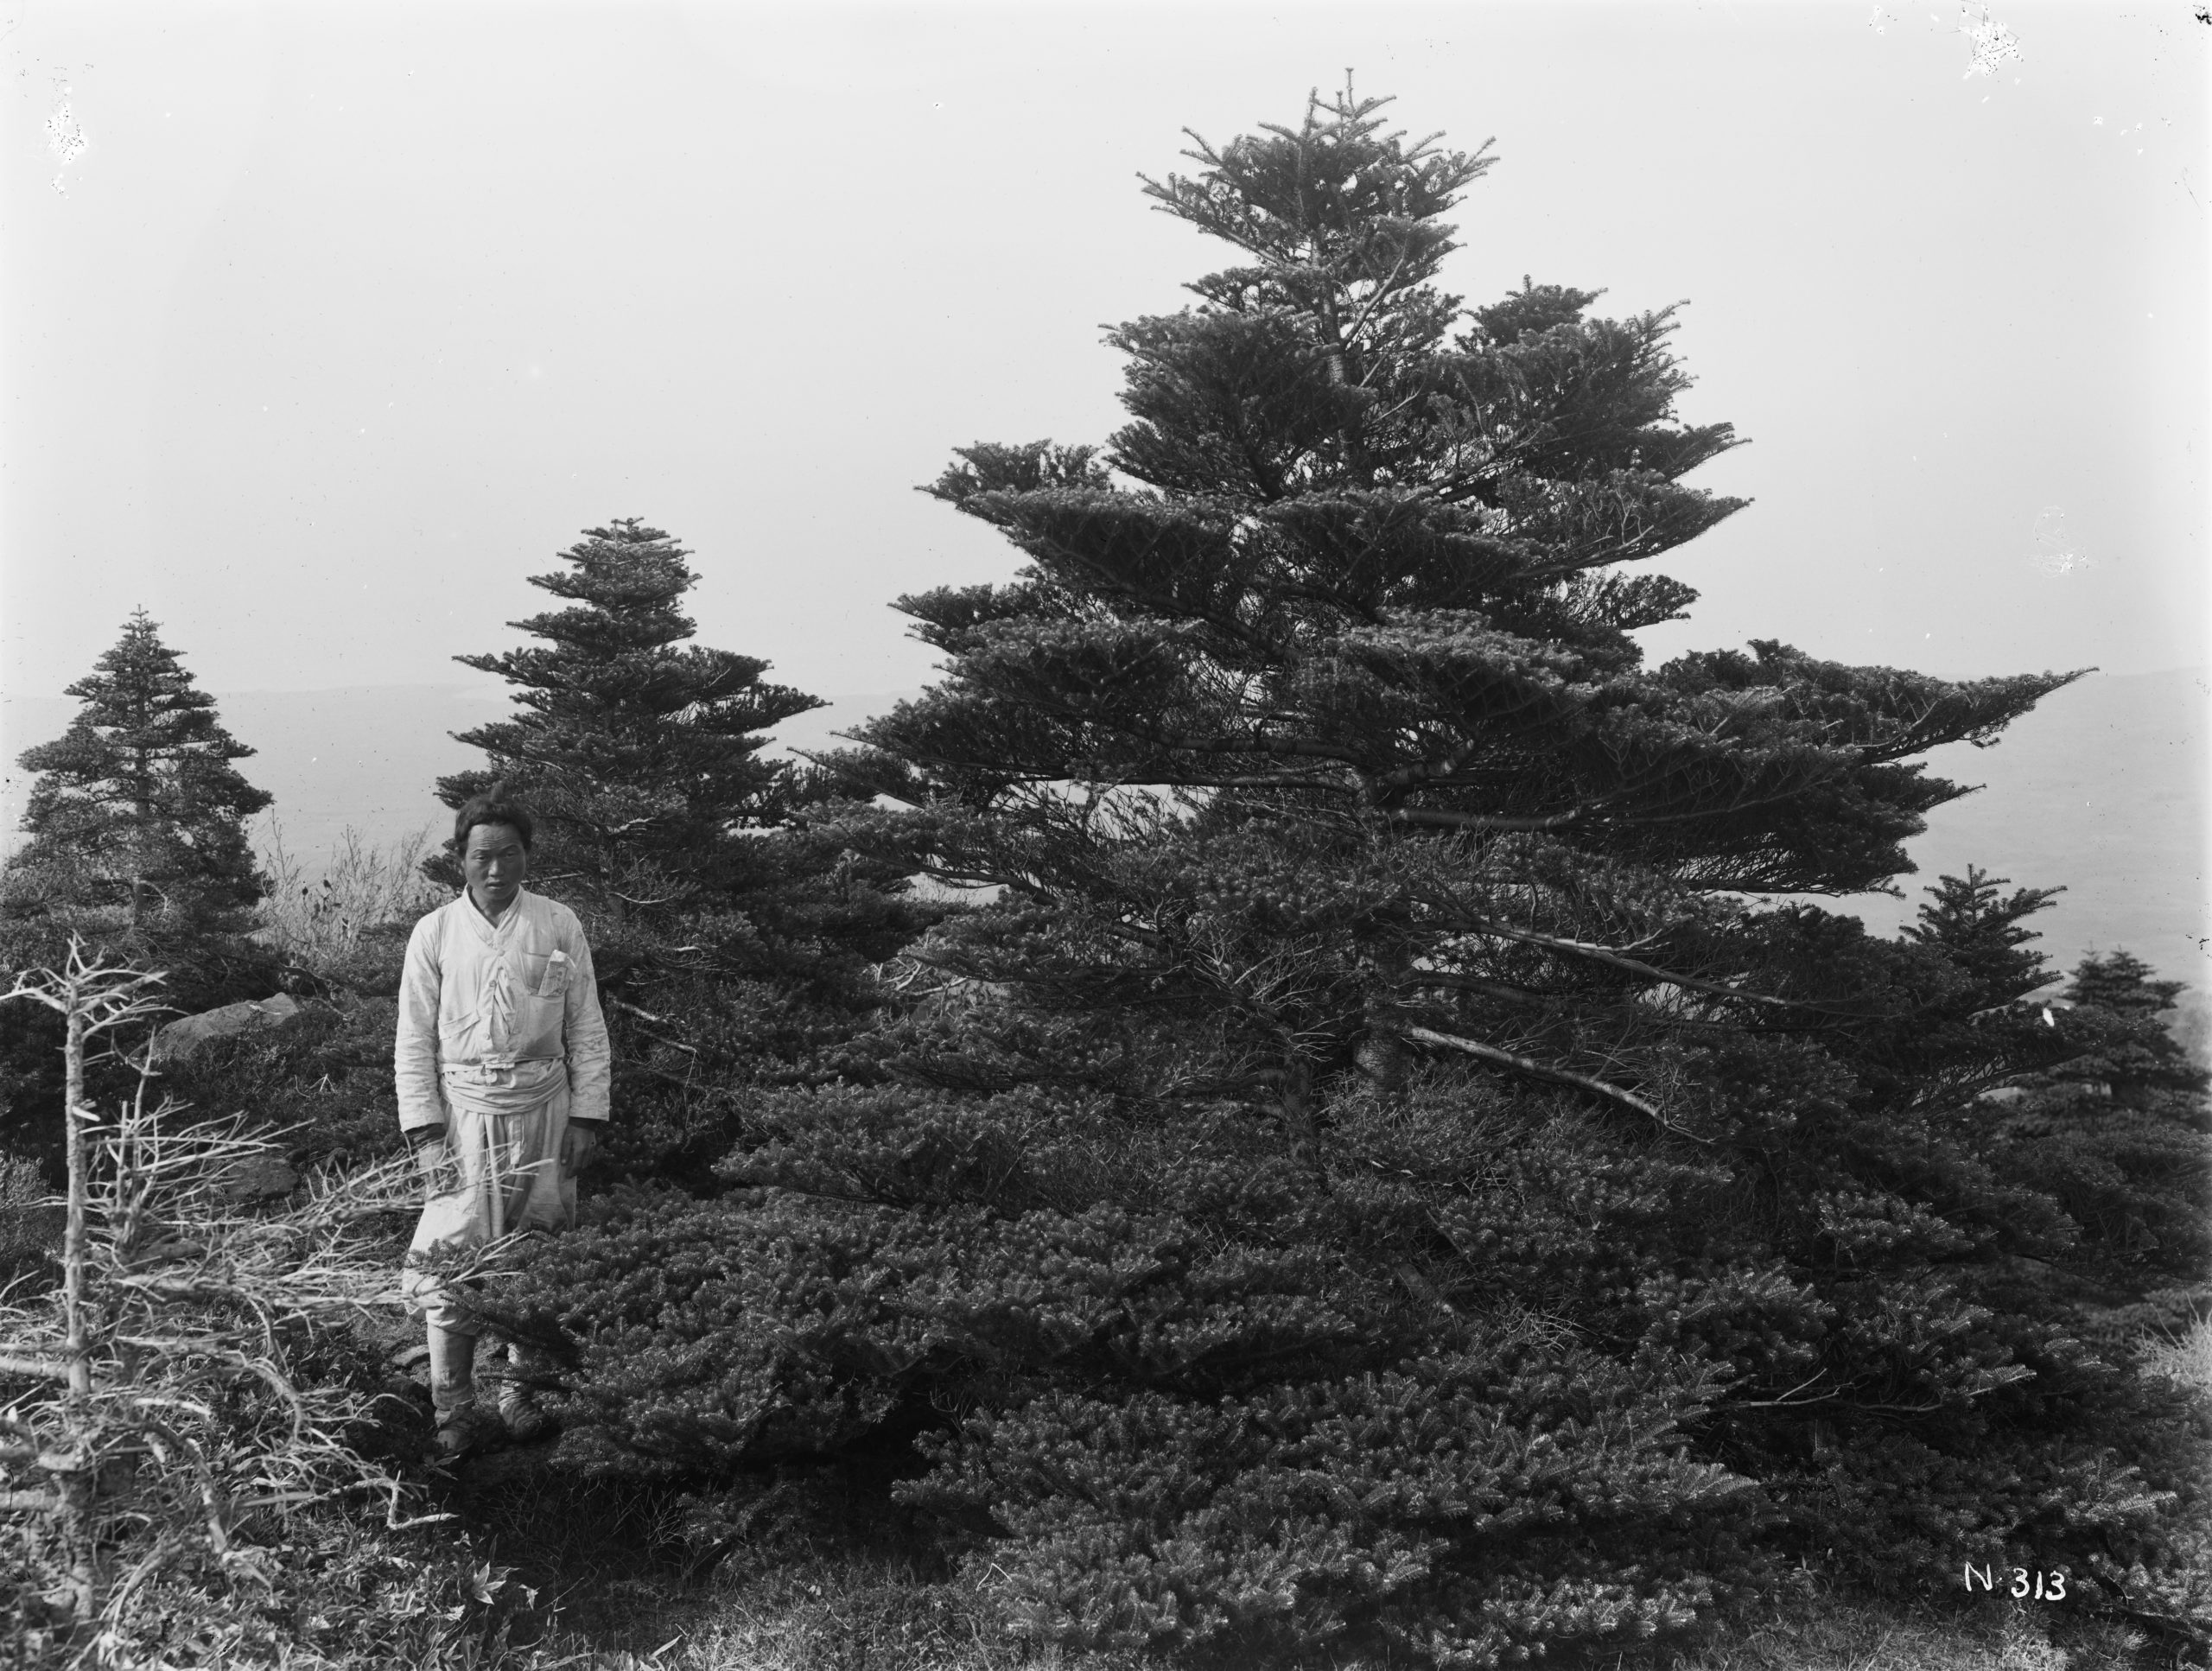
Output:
[
  {"xmin": 0, "ymin": 684, "xmax": 921, "ymax": 868},
  {"xmin": 3, "ymin": 684, "xmax": 505, "ymax": 867},
  {"xmin": 3, "ymin": 670, "xmax": 2204, "ymax": 998}
]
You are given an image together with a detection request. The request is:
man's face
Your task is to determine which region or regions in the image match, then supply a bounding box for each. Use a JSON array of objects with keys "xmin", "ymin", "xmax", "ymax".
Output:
[{"xmin": 463, "ymin": 823, "xmax": 530, "ymax": 915}]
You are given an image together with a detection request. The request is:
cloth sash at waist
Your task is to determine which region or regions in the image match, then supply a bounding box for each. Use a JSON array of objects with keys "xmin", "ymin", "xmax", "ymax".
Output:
[{"xmin": 438, "ymin": 1055, "xmax": 566, "ymax": 1120}]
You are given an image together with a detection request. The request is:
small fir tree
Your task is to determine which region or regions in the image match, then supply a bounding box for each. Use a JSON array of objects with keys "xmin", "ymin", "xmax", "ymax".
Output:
[
  {"xmin": 1895, "ymin": 880, "xmax": 2211, "ymax": 1290},
  {"xmin": 435, "ymin": 519, "xmax": 826, "ymax": 924},
  {"xmin": 8, "ymin": 611, "xmax": 270, "ymax": 930},
  {"xmin": 436, "ymin": 521, "xmax": 940, "ymax": 1184},
  {"xmin": 1988, "ymin": 950, "xmax": 2212, "ymax": 1288},
  {"xmin": 1901, "ymin": 866, "xmax": 2065, "ymax": 1007},
  {"xmin": 1854, "ymin": 866, "xmax": 2074, "ymax": 1108}
]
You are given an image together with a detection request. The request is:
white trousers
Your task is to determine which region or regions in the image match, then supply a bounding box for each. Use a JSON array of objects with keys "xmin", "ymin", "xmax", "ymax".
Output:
[{"xmin": 402, "ymin": 1080, "xmax": 575, "ymax": 1333}]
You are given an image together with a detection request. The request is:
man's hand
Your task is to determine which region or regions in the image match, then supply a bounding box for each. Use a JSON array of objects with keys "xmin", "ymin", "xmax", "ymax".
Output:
[
  {"xmin": 411, "ymin": 1132, "xmax": 454, "ymax": 1198},
  {"xmin": 561, "ymin": 1122, "xmax": 601, "ymax": 1175}
]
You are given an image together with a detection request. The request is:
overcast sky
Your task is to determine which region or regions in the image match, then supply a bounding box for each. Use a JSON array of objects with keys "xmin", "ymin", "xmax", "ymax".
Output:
[{"xmin": 2, "ymin": 3, "xmax": 2203, "ymax": 717}]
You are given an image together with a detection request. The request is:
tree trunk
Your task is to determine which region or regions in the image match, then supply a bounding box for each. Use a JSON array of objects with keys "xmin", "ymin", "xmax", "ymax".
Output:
[
  {"xmin": 129, "ymin": 733, "xmax": 154, "ymax": 929},
  {"xmin": 57, "ymin": 995, "xmax": 97, "ymax": 1623},
  {"xmin": 132, "ymin": 782, "xmax": 156, "ymax": 929},
  {"xmin": 61, "ymin": 1004, "xmax": 90, "ymax": 1397}
]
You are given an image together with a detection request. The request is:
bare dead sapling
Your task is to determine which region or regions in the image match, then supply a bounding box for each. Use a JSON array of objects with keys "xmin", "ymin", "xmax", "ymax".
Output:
[{"xmin": 0, "ymin": 937, "xmax": 447, "ymax": 1661}]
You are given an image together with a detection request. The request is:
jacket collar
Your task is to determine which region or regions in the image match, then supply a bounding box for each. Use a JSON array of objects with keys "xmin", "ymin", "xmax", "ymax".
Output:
[{"xmin": 458, "ymin": 886, "xmax": 531, "ymax": 944}]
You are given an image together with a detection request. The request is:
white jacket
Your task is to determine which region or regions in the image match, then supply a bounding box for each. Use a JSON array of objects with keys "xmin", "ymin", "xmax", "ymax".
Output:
[{"xmin": 393, "ymin": 887, "xmax": 613, "ymax": 1134}]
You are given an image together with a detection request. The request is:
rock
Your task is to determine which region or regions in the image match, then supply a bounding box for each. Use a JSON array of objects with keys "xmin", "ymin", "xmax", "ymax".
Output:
[{"xmin": 149, "ymin": 993, "xmax": 304, "ymax": 1064}]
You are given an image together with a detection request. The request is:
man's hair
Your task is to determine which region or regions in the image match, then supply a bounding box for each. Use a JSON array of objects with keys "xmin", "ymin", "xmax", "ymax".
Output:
[{"xmin": 454, "ymin": 786, "xmax": 535, "ymax": 852}]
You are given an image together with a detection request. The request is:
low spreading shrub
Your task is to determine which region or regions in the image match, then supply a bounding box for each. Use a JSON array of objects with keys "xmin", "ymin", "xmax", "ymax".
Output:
[
  {"xmin": 480, "ymin": 1082, "xmax": 1789, "ymax": 1663},
  {"xmin": 905, "ymin": 1344, "xmax": 1757, "ymax": 1666},
  {"xmin": 462, "ymin": 885, "xmax": 2212, "ymax": 1666}
]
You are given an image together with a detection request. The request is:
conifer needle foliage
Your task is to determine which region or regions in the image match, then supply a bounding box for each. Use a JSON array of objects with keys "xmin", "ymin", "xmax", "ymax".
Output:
[
  {"xmin": 834, "ymin": 83, "xmax": 2076, "ymax": 1135},
  {"xmin": 438, "ymin": 519, "xmax": 938, "ymax": 1182},
  {"xmin": 8, "ymin": 610, "xmax": 271, "ymax": 931},
  {"xmin": 437, "ymin": 518, "xmax": 827, "ymax": 922},
  {"xmin": 1, "ymin": 614, "xmax": 283, "ymax": 1176},
  {"xmin": 483, "ymin": 87, "xmax": 2208, "ymax": 1666}
]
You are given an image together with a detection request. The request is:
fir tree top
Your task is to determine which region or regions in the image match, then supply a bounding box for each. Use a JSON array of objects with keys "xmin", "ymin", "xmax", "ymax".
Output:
[
  {"xmin": 29, "ymin": 610, "xmax": 262, "ymax": 777},
  {"xmin": 1901, "ymin": 866, "xmax": 2062, "ymax": 1007},
  {"xmin": 821, "ymin": 86, "xmax": 2088, "ymax": 1141},
  {"xmin": 456, "ymin": 519, "xmax": 813, "ymax": 729},
  {"xmin": 437, "ymin": 520, "xmax": 826, "ymax": 918},
  {"xmin": 861, "ymin": 85, "xmax": 2078, "ymax": 896}
]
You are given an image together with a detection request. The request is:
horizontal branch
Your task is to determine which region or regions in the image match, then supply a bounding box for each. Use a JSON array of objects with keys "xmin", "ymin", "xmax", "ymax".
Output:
[
  {"xmin": 1389, "ymin": 805, "xmax": 1588, "ymax": 833},
  {"xmin": 1611, "ymin": 781, "xmax": 1834, "ymax": 829},
  {"xmin": 1377, "ymin": 759, "xmax": 1475, "ymax": 792},
  {"xmin": 630, "ymin": 1026, "xmax": 700, "ymax": 1058},
  {"xmin": 1170, "ymin": 773, "xmax": 1351, "ymax": 793},
  {"xmin": 1725, "ymin": 1369, "xmax": 1834, "ymax": 1411},
  {"xmin": 909, "ymin": 860, "xmax": 1056, "ymax": 902},
  {"xmin": 107, "ymin": 1274, "xmax": 260, "ymax": 1304},
  {"xmin": 1406, "ymin": 971, "xmax": 1551, "ymax": 1006},
  {"xmin": 1402, "ymin": 1024, "xmax": 1678, "ymax": 1130},
  {"xmin": 0, "ymin": 1351, "xmax": 73, "ymax": 1382},
  {"xmin": 1463, "ymin": 921, "xmax": 1815, "ymax": 1012},
  {"xmin": 0, "ymin": 1490, "xmax": 60, "ymax": 1513},
  {"xmin": 606, "ymin": 996, "xmax": 702, "ymax": 1055}
]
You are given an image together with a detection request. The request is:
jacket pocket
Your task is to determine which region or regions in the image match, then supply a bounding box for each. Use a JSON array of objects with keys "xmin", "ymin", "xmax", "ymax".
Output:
[{"xmin": 536, "ymin": 949, "xmax": 571, "ymax": 999}]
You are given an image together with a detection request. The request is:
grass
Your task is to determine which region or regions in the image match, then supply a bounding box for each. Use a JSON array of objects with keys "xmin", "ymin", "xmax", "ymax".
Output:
[
  {"xmin": 255, "ymin": 817, "xmax": 447, "ymax": 964},
  {"xmin": 345, "ymin": 1548, "xmax": 2142, "ymax": 1671},
  {"xmin": 2139, "ymin": 1316, "xmax": 2212, "ymax": 1395},
  {"xmin": 505, "ymin": 1556, "xmax": 1076, "ymax": 1671},
  {"xmin": 1643, "ymin": 1581, "xmax": 2154, "ymax": 1671}
]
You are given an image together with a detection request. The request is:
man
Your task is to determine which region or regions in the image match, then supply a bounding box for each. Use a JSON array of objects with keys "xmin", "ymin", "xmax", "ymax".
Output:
[{"xmin": 394, "ymin": 789, "xmax": 611, "ymax": 1458}]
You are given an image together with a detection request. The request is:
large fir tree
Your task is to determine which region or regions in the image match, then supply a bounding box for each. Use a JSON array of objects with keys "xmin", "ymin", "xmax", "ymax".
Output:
[
  {"xmin": 8, "ymin": 610, "xmax": 270, "ymax": 929},
  {"xmin": 435, "ymin": 519, "xmax": 826, "ymax": 922},
  {"xmin": 833, "ymin": 84, "xmax": 2075, "ymax": 1136}
]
